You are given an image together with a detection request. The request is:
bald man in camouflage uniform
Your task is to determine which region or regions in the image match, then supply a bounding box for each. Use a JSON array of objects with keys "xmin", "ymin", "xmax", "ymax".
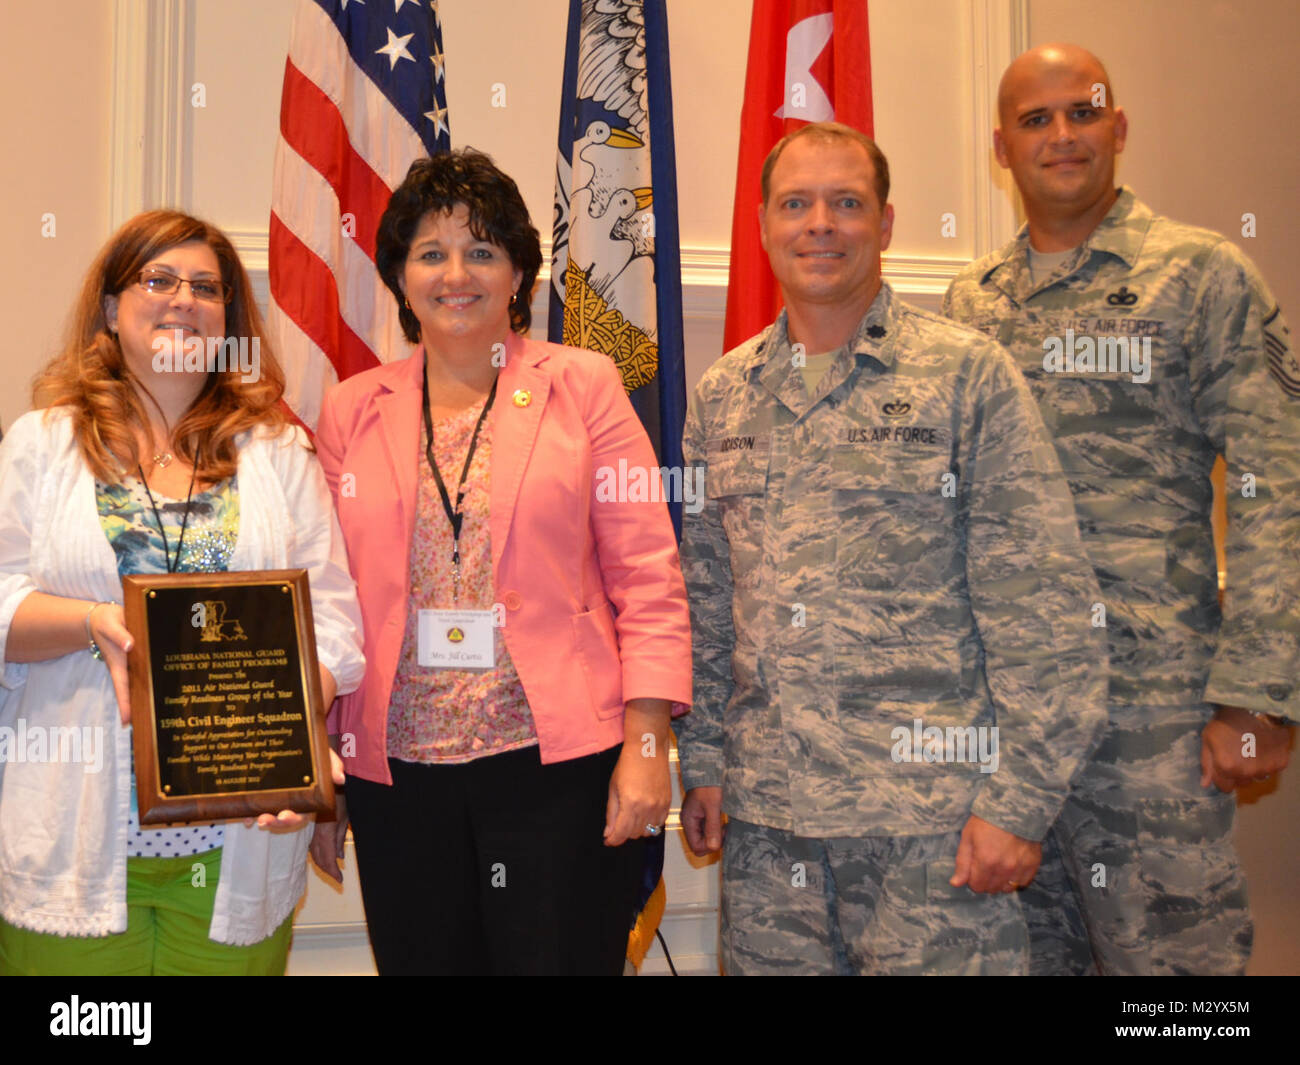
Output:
[
  {"xmin": 944, "ymin": 44, "xmax": 1298, "ymax": 976},
  {"xmin": 676, "ymin": 123, "xmax": 1107, "ymax": 975}
]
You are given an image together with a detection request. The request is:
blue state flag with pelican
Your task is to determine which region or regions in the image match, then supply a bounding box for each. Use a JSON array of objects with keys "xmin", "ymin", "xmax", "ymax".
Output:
[
  {"xmin": 549, "ymin": 0, "xmax": 685, "ymax": 972},
  {"xmin": 550, "ymin": 0, "xmax": 686, "ymax": 540}
]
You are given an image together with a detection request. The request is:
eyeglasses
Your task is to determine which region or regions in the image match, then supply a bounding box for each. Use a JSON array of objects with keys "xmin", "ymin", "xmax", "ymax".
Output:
[{"xmin": 134, "ymin": 267, "xmax": 232, "ymax": 304}]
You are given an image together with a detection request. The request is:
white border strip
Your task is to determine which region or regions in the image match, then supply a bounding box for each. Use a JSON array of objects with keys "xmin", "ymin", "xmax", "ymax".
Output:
[
  {"xmin": 109, "ymin": 0, "xmax": 188, "ymax": 231},
  {"xmin": 968, "ymin": 0, "xmax": 1028, "ymax": 257}
]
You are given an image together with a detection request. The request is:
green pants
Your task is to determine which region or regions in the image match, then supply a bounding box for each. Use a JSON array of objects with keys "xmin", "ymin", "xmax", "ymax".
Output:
[{"xmin": 0, "ymin": 847, "xmax": 293, "ymax": 975}]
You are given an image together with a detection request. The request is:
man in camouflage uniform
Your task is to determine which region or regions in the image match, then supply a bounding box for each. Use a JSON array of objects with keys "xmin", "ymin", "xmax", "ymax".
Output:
[
  {"xmin": 675, "ymin": 123, "xmax": 1108, "ymax": 975},
  {"xmin": 944, "ymin": 43, "xmax": 1298, "ymax": 976}
]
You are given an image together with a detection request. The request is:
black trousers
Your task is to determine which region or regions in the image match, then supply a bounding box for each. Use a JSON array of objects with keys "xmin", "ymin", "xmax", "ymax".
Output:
[{"xmin": 345, "ymin": 744, "xmax": 645, "ymax": 975}]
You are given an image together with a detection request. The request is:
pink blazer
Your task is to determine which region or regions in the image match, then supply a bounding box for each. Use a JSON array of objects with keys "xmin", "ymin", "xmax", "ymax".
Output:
[{"xmin": 316, "ymin": 332, "xmax": 692, "ymax": 785}]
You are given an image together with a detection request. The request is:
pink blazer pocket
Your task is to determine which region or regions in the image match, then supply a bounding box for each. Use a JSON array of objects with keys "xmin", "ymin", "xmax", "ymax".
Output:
[{"xmin": 571, "ymin": 606, "xmax": 624, "ymax": 720}]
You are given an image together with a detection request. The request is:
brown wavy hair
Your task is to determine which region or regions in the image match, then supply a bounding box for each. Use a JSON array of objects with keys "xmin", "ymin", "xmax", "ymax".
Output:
[{"xmin": 33, "ymin": 209, "xmax": 287, "ymax": 483}]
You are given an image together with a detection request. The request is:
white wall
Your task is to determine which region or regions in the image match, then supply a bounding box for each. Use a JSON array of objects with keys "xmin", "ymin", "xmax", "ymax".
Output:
[
  {"xmin": 1, "ymin": 0, "xmax": 1295, "ymax": 975},
  {"xmin": 0, "ymin": 1, "xmax": 112, "ymax": 434}
]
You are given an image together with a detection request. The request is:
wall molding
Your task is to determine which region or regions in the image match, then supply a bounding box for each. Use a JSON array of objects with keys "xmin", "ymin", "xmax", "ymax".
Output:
[
  {"xmin": 968, "ymin": 0, "xmax": 1028, "ymax": 257},
  {"xmin": 232, "ymin": 227, "xmax": 969, "ymax": 323},
  {"xmin": 109, "ymin": 0, "xmax": 190, "ymax": 232}
]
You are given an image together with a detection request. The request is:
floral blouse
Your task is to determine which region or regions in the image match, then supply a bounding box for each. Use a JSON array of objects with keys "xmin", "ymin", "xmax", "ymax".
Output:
[
  {"xmin": 97, "ymin": 473, "xmax": 239, "ymax": 858},
  {"xmin": 387, "ymin": 404, "xmax": 537, "ymax": 763}
]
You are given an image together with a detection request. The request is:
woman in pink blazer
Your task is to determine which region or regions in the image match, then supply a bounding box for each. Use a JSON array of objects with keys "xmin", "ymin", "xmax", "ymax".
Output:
[{"xmin": 313, "ymin": 149, "xmax": 692, "ymax": 975}]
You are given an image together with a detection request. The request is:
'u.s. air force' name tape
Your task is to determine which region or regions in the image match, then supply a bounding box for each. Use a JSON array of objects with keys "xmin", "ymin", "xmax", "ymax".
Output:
[{"xmin": 845, "ymin": 425, "xmax": 949, "ymax": 445}]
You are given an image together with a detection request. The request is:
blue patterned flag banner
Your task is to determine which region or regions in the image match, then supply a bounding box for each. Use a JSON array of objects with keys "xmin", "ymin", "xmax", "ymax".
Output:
[
  {"xmin": 549, "ymin": 0, "xmax": 684, "ymax": 968},
  {"xmin": 550, "ymin": 0, "xmax": 686, "ymax": 539}
]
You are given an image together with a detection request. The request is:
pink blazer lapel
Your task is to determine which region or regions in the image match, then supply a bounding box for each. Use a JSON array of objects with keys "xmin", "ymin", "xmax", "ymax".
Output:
[
  {"xmin": 374, "ymin": 349, "xmax": 425, "ymax": 546},
  {"xmin": 490, "ymin": 333, "xmax": 550, "ymax": 571}
]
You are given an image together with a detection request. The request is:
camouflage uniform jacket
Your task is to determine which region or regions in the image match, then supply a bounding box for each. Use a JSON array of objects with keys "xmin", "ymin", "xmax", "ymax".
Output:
[
  {"xmin": 944, "ymin": 189, "xmax": 1300, "ymax": 722},
  {"xmin": 676, "ymin": 282, "xmax": 1108, "ymax": 840}
]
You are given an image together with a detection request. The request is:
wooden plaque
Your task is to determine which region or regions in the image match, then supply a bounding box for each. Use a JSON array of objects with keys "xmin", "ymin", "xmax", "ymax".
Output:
[{"xmin": 123, "ymin": 570, "xmax": 335, "ymax": 824}]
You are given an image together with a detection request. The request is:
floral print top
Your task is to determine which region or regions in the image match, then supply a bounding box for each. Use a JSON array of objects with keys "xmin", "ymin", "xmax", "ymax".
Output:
[
  {"xmin": 97, "ymin": 473, "xmax": 239, "ymax": 858},
  {"xmin": 387, "ymin": 404, "xmax": 537, "ymax": 763}
]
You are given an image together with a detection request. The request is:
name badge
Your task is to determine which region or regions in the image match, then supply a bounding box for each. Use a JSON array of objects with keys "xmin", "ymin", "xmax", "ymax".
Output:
[{"xmin": 418, "ymin": 609, "xmax": 496, "ymax": 669}]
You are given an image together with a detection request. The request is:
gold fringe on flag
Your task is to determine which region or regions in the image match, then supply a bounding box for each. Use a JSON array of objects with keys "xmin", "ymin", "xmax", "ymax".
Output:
[{"xmin": 626, "ymin": 876, "xmax": 667, "ymax": 969}]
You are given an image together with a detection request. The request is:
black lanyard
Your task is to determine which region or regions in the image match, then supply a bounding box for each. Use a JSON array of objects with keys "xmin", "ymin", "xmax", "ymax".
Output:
[
  {"xmin": 421, "ymin": 373, "xmax": 497, "ymax": 602},
  {"xmin": 138, "ymin": 451, "xmax": 199, "ymax": 574}
]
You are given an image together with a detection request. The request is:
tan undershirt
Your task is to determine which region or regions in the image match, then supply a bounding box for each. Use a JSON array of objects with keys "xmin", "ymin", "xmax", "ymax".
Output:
[
  {"xmin": 1028, "ymin": 244, "xmax": 1078, "ymax": 286},
  {"xmin": 798, "ymin": 349, "xmax": 839, "ymax": 396}
]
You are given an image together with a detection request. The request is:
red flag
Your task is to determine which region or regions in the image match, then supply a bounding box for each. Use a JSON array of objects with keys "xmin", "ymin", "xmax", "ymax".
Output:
[{"xmin": 723, "ymin": 0, "xmax": 873, "ymax": 352}]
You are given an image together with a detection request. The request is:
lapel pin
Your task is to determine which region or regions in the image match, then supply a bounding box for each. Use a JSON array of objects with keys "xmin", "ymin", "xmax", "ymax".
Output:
[{"xmin": 512, "ymin": 389, "xmax": 532, "ymax": 407}]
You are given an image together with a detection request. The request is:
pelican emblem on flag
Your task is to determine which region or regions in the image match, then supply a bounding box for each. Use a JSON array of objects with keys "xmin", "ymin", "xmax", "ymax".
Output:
[{"xmin": 550, "ymin": 1, "xmax": 664, "ymax": 394}]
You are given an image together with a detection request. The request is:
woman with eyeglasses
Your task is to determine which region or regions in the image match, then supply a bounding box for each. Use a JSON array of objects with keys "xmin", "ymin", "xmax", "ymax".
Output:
[{"xmin": 0, "ymin": 209, "xmax": 364, "ymax": 975}]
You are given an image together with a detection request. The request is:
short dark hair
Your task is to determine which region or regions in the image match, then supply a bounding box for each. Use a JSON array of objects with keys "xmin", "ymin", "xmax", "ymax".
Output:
[
  {"xmin": 760, "ymin": 122, "xmax": 891, "ymax": 210},
  {"xmin": 376, "ymin": 148, "xmax": 543, "ymax": 341}
]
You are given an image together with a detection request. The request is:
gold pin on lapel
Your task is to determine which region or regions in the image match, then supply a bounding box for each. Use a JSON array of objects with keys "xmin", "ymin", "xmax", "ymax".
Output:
[{"xmin": 512, "ymin": 389, "xmax": 532, "ymax": 408}]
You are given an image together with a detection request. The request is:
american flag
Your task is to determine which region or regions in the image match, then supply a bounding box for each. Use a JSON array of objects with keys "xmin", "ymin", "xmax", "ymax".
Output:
[{"xmin": 269, "ymin": 0, "xmax": 450, "ymax": 429}]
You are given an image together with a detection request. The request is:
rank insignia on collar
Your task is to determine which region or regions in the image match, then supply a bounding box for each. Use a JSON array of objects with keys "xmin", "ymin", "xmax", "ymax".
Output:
[
  {"xmin": 867, "ymin": 324, "xmax": 886, "ymax": 338},
  {"xmin": 1105, "ymin": 285, "xmax": 1139, "ymax": 307}
]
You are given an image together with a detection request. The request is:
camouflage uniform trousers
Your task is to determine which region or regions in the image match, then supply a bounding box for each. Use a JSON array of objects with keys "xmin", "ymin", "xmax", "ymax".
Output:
[
  {"xmin": 721, "ymin": 819, "xmax": 1027, "ymax": 975},
  {"xmin": 1020, "ymin": 703, "xmax": 1252, "ymax": 976}
]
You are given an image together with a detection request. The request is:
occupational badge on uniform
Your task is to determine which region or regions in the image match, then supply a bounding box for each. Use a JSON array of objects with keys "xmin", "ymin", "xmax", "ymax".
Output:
[
  {"xmin": 1105, "ymin": 285, "xmax": 1140, "ymax": 306},
  {"xmin": 512, "ymin": 389, "xmax": 532, "ymax": 407},
  {"xmin": 1263, "ymin": 305, "xmax": 1300, "ymax": 399},
  {"xmin": 882, "ymin": 400, "xmax": 912, "ymax": 418}
]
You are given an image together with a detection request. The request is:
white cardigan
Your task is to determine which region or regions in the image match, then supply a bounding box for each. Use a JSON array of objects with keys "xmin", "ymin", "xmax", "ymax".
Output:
[{"xmin": 0, "ymin": 408, "xmax": 365, "ymax": 945}]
